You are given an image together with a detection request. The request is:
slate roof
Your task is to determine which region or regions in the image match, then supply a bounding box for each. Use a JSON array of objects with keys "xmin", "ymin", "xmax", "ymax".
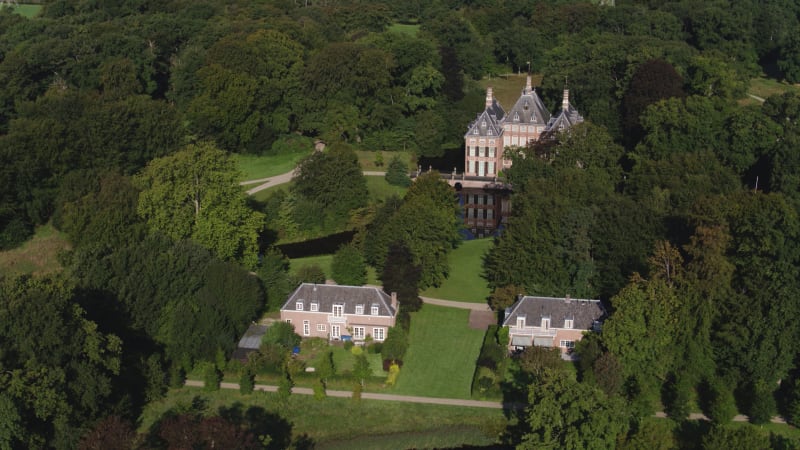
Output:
[
  {"xmin": 502, "ymin": 295, "xmax": 604, "ymax": 330},
  {"xmin": 505, "ymin": 87, "xmax": 551, "ymax": 127},
  {"xmin": 465, "ymin": 107, "xmax": 505, "ymax": 138},
  {"xmin": 281, "ymin": 283, "xmax": 397, "ymax": 317},
  {"xmin": 237, "ymin": 324, "xmax": 269, "ymax": 349},
  {"xmin": 543, "ymin": 91, "xmax": 584, "ymax": 137}
]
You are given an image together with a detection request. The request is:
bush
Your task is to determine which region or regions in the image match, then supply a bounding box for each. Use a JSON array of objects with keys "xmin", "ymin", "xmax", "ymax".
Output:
[
  {"xmin": 381, "ymin": 326, "xmax": 408, "ymax": 361},
  {"xmin": 313, "ymin": 379, "xmax": 326, "ymax": 400},
  {"xmin": 385, "ymin": 155, "xmax": 411, "ymax": 187},
  {"xmin": 350, "ymin": 345, "xmax": 363, "ymax": 356},
  {"xmin": 367, "ymin": 342, "xmax": 382, "ymax": 354},
  {"xmin": 263, "ymin": 322, "xmax": 301, "ymax": 350},
  {"xmin": 201, "ymin": 362, "xmax": 221, "ymax": 392},
  {"xmin": 343, "ymin": 340, "xmax": 354, "ymax": 351},
  {"xmin": 702, "ymin": 379, "xmax": 737, "ymax": 424},
  {"xmin": 749, "ymin": 381, "xmax": 777, "ymax": 424},
  {"xmin": 169, "ymin": 362, "xmax": 185, "ymax": 388},
  {"xmin": 383, "ymin": 359, "xmax": 403, "ymax": 371},
  {"xmin": 239, "ymin": 367, "xmax": 255, "ymax": 395},
  {"xmin": 385, "ymin": 363, "xmax": 400, "ymax": 386}
]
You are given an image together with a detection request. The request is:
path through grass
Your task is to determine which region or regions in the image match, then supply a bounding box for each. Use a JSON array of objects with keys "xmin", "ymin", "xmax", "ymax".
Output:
[
  {"xmin": 421, "ymin": 238, "xmax": 493, "ymax": 302},
  {"xmin": 392, "ymin": 304, "xmax": 485, "ymax": 399},
  {"xmin": 235, "ymin": 150, "xmax": 308, "ymax": 182}
]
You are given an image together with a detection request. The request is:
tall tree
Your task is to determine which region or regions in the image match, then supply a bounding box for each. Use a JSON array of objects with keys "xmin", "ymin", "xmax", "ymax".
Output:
[{"xmin": 136, "ymin": 141, "xmax": 264, "ymax": 268}]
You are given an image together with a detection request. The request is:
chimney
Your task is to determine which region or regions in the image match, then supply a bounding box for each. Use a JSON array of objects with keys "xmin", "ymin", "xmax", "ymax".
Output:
[
  {"xmin": 391, "ymin": 292, "xmax": 398, "ymax": 311},
  {"xmin": 525, "ymin": 75, "xmax": 532, "ymax": 94},
  {"xmin": 562, "ymin": 89, "xmax": 570, "ymax": 110},
  {"xmin": 485, "ymin": 87, "xmax": 493, "ymax": 109},
  {"xmin": 565, "ymin": 294, "xmax": 571, "ymax": 304}
]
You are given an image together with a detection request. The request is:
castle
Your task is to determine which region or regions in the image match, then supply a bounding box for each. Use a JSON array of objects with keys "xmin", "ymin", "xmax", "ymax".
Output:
[{"xmin": 464, "ymin": 76, "xmax": 584, "ymax": 178}]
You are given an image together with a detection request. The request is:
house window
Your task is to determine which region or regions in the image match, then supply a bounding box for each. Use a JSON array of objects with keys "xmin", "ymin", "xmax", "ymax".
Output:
[
  {"xmin": 516, "ymin": 316, "xmax": 525, "ymax": 328},
  {"xmin": 489, "ymin": 147, "xmax": 495, "ymax": 158},
  {"xmin": 542, "ymin": 318, "xmax": 550, "ymax": 330},
  {"xmin": 331, "ymin": 325, "xmax": 341, "ymax": 339},
  {"xmin": 310, "ymin": 303, "xmax": 318, "ymax": 312},
  {"xmin": 333, "ymin": 304, "xmax": 343, "ymax": 317},
  {"xmin": 564, "ymin": 319, "xmax": 573, "ymax": 329},
  {"xmin": 353, "ymin": 327, "xmax": 365, "ymax": 340},
  {"xmin": 316, "ymin": 324, "xmax": 326, "ymax": 332},
  {"xmin": 371, "ymin": 305, "xmax": 379, "ymax": 315},
  {"xmin": 296, "ymin": 302, "xmax": 303, "ymax": 311},
  {"xmin": 356, "ymin": 304, "xmax": 364, "ymax": 315},
  {"xmin": 285, "ymin": 319, "xmax": 292, "ymax": 324},
  {"xmin": 560, "ymin": 340, "xmax": 575, "ymax": 349},
  {"xmin": 513, "ymin": 112, "xmax": 519, "ymax": 122},
  {"xmin": 373, "ymin": 328, "xmax": 385, "ymax": 341},
  {"xmin": 303, "ymin": 320, "xmax": 310, "ymax": 336}
]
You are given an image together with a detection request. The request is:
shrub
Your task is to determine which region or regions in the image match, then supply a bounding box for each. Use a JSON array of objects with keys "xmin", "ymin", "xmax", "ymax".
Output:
[
  {"xmin": 201, "ymin": 362, "xmax": 221, "ymax": 392},
  {"xmin": 169, "ymin": 363, "xmax": 185, "ymax": 388},
  {"xmin": 239, "ymin": 367, "xmax": 255, "ymax": 395},
  {"xmin": 351, "ymin": 345, "xmax": 363, "ymax": 356},
  {"xmin": 383, "ymin": 359, "xmax": 403, "ymax": 371},
  {"xmin": 385, "ymin": 363, "xmax": 400, "ymax": 386},
  {"xmin": 367, "ymin": 342, "xmax": 382, "ymax": 354},
  {"xmin": 313, "ymin": 379, "xmax": 326, "ymax": 400},
  {"xmin": 343, "ymin": 340, "xmax": 354, "ymax": 351},
  {"xmin": 385, "ymin": 155, "xmax": 411, "ymax": 187},
  {"xmin": 381, "ymin": 326, "xmax": 408, "ymax": 361},
  {"xmin": 263, "ymin": 322, "xmax": 301, "ymax": 350},
  {"xmin": 703, "ymin": 379, "xmax": 737, "ymax": 424},
  {"xmin": 749, "ymin": 381, "xmax": 777, "ymax": 424}
]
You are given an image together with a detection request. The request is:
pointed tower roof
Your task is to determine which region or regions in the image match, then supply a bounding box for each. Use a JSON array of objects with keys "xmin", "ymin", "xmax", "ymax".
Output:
[
  {"xmin": 465, "ymin": 87, "xmax": 505, "ymax": 138},
  {"xmin": 543, "ymin": 89, "xmax": 584, "ymax": 136},
  {"xmin": 505, "ymin": 76, "xmax": 551, "ymax": 127}
]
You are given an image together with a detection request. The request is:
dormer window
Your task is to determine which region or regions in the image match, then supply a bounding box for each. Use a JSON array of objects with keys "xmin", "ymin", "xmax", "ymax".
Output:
[
  {"xmin": 371, "ymin": 305, "xmax": 379, "ymax": 315},
  {"xmin": 310, "ymin": 303, "xmax": 318, "ymax": 312},
  {"xmin": 481, "ymin": 120, "xmax": 487, "ymax": 128},
  {"xmin": 356, "ymin": 304, "xmax": 364, "ymax": 315},
  {"xmin": 295, "ymin": 301, "xmax": 303, "ymax": 311},
  {"xmin": 541, "ymin": 317, "xmax": 550, "ymax": 330},
  {"xmin": 473, "ymin": 128, "xmax": 478, "ymax": 135},
  {"xmin": 516, "ymin": 315, "xmax": 526, "ymax": 328},
  {"xmin": 513, "ymin": 113, "xmax": 519, "ymax": 122},
  {"xmin": 564, "ymin": 318, "xmax": 573, "ymax": 329},
  {"xmin": 487, "ymin": 129, "xmax": 493, "ymax": 136}
]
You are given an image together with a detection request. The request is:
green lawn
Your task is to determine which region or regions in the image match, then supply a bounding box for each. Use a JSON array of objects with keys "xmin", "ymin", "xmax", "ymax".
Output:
[
  {"xmin": 365, "ymin": 175, "xmax": 407, "ymax": 202},
  {"xmin": 421, "ymin": 238, "xmax": 493, "ymax": 303},
  {"xmin": 748, "ymin": 76, "xmax": 800, "ymax": 100},
  {"xmin": 387, "ymin": 23, "xmax": 420, "ymax": 36},
  {"xmin": 235, "ymin": 150, "xmax": 308, "ymax": 182},
  {"xmin": 139, "ymin": 388, "xmax": 505, "ymax": 448},
  {"xmin": 7, "ymin": 4, "xmax": 42, "ymax": 18},
  {"xmin": 478, "ymin": 73, "xmax": 543, "ymax": 111},
  {"xmin": 0, "ymin": 223, "xmax": 70, "ymax": 277},
  {"xmin": 391, "ymin": 305, "xmax": 485, "ymax": 399},
  {"xmin": 356, "ymin": 150, "xmax": 415, "ymax": 171}
]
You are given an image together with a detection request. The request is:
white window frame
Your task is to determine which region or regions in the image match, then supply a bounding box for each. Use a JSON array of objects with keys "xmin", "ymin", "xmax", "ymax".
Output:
[
  {"xmin": 310, "ymin": 302, "xmax": 318, "ymax": 312},
  {"xmin": 316, "ymin": 324, "xmax": 326, "ymax": 332},
  {"xmin": 371, "ymin": 305, "xmax": 379, "ymax": 315},
  {"xmin": 373, "ymin": 327, "xmax": 385, "ymax": 341},
  {"xmin": 516, "ymin": 316, "xmax": 525, "ymax": 328},
  {"xmin": 542, "ymin": 318, "xmax": 550, "ymax": 330},
  {"xmin": 296, "ymin": 302, "xmax": 303, "ymax": 311},
  {"xmin": 302, "ymin": 320, "xmax": 310, "ymax": 336},
  {"xmin": 560, "ymin": 340, "xmax": 575, "ymax": 349},
  {"xmin": 331, "ymin": 325, "xmax": 340, "ymax": 339},
  {"xmin": 353, "ymin": 326, "xmax": 365, "ymax": 340},
  {"xmin": 355, "ymin": 304, "xmax": 364, "ymax": 315},
  {"xmin": 285, "ymin": 319, "xmax": 292, "ymax": 324},
  {"xmin": 333, "ymin": 304, "xmax": 343, "ymax": 317},
  {"xmin": 564, "ymin": 319, "xmax": 573, "ymax": 329}
]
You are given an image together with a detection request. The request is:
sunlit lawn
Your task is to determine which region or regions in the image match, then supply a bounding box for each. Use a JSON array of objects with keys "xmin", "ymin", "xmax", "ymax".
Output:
[
  {"xmin": 421, "ymin": 238, "xmax": 493, "ymax": 303},
  {"xmin": 355, "ymin": 150, "xmax": 415, "ymax": 171},
  {"xmin": 387, "ymin": 23, "xmax": 420, "ymax": 36},
  {"xmin": 234, "ymin": 149, "xmax": 308, "ymax": 182},
  {"xmin": 748, "ymin": 76, "xmax": 800, "ymax": 100},
  {"xmin": 8, "ymin": 4, "xmax": 42, "ymax": 17},
  {"xmin": 289, "ymin": 254, "xmax": 379, "ymax": 285},
  {"xmin": 478, "ymin": 73, "xmax": 543, "ymax": 110},
  {"xmin": 0, "ymin": 223, "xmax": 70, "ymax": 277},
  {"xmin": 139, "ymin": 388, "xmax": 505, "ymax": 448},
  {"xmin": 365, "ymin": 175, "xmax": 407, "ymax": 202},
  {"xmin": 391, "ymin": 305, "xmax": 485, "ymax": 399}
]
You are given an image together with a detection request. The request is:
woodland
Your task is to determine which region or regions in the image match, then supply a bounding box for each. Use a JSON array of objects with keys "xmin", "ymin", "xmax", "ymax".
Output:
[{"xmin": 2, "ymin": 0, "xmax": 800, "ymax": 448}]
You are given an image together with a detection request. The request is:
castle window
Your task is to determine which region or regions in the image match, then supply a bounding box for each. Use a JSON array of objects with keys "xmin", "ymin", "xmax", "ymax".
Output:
[{"xmin": 513, "ymin": 113, "xmax": 519, "ymax": 122}]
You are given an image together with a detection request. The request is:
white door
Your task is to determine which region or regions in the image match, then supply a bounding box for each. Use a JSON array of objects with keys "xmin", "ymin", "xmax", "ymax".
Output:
[{"xmin": 331, "ymin": 325, "xmax": 340, "ymax": 339}]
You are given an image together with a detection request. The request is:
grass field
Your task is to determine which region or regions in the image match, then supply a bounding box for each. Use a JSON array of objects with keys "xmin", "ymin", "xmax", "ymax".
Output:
[
  {"xmin": 477, "ymin": 73, "xmax": 544, "ymax": 111},
  {"xmin": 365, "ymin": 175, "xmax": 407, "ymax": 202},
  {"xmin": 391, "ymin": 304, "xmax": 485, "ymax": 399},
  {"xmin": 0, "ymin": 223, "xmax": 70, "ymax": 277},
  {"xmin": 387, "ymin": 23, "xmax": 420, "ymax": 36},
  {"xmin": 139, "ymin": 388, "xmax": 505, "ymax": 448},
  {"xmin": 748, "ymin": 76, "xmax": 800, "ymax": 100},
  {"xmin": 235, "ymin": 150, "xmax": 308, "ymax": 182},
  {"xmin": 421, "ymin": 238, "xmax": 493, "ymax": 303},
  {"xmin": 8, "ymin": 4, "xmax": 42, "ymax": 17},
  {"xmin": 355, "ymin": 150, "xmax": 415, "ymax": 171},
  {"xmin": 289, "ymin": 254, "xmax": 379, "ymax": 285}
]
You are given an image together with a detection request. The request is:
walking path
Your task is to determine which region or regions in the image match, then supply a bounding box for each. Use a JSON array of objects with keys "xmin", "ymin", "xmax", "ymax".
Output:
[
  {"xmin": 420, "ymin": 296, "xmax": 492, "ymax": 311},
  {"xmin": 184, "ymin": 380, "xmax": 502, "ymax": 409},
  {"xmin": 240, "ymin": 171, "xmax": 387, "ymax": 195},
  {"xmin": 748, "ymin": 93, "xmax": 766, "ymax": 103}
]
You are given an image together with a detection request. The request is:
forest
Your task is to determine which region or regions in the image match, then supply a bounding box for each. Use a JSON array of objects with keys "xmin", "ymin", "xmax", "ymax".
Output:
[{"xmin": 2, "ymin": 0, "xmax": 800, "ymax": 448}]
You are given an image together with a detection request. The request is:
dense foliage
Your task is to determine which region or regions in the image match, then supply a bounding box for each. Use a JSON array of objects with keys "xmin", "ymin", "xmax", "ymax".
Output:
[{"xmin": 2, "ymin": 0, "xmax": 800, "ymax": 447}]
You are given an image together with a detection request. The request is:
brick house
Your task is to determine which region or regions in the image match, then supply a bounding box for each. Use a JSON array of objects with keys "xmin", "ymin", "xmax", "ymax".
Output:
[
  {"xmin": 464, "ymin": 76, "xmax": 584, "ymax": 178},
  {"xmin": 279, "ymin": 283, "xmax": 397, "ymax": 342},
  {"xmin": 503, "ymin": 295, "xmax": 605, "ymax": 358}
]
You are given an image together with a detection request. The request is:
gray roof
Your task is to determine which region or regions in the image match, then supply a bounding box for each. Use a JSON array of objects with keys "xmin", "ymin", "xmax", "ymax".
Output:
[
  {"xmin": 237, "ymin": 324, "xmax": 269, "ymax": 349},
  {"xmin": 502, "ymin": 295, "xmax": 604, "ymax": 330},
  {"xmin": 505, "ymin": 87, "xmax": 551, "ymax": 127},
  {"xmin": 544, "ymin": 106, "xmax": 584, "ymax": 136},
  {"xmin": 281, "ymin": 283, "xmax": 397, "ymax": 317},
  {"xmin": 465, "ymin": 107, "xmax": 504, "ymax": 138}
]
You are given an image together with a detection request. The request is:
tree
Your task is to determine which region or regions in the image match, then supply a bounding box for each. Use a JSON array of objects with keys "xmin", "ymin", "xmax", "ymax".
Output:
[
  {"xmin": 136, "ymin": 142, "xmax": 264, "ymax": 268},
  {"xmin": 352, "ymin": 353, "xmax": 372, "ymax": 389},
  {"xmin": 519, "ymin": 374, "xmax": 630, "ymax": 449},
  {"xmin": 622, "ymin": 59, "xmax": 686, "ymax": 148},
  {"xmin": 380, "ymin": 243, "xmax": 422, "ymax": 313},
  {"xmin": 385, "ymin": 155, "xmax": 411, "ymax": 187},
  {"xmin": 331, "ymin": 243, "xmax": 367, "ymax": 286},
  {"xmin": 381, "ymin": 326, "xmax": 409, "ymax": 362},
  {"xmin": 78, "ymin": 416, "xmax": 136, "ymax": 450}
]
